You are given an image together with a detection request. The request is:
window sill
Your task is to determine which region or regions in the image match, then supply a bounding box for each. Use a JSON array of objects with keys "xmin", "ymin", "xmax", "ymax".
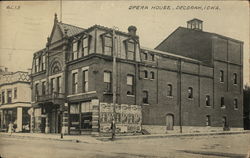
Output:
[
  {"xmin": 234, "ymin": 108, "xmax": 239, "ymax": 110},
  {"xmin": 127, "ymin": 95, "xmax": 135, "ymax": 97},
  {"xmin": 103, "ymin": 92, "xmax": 112, "ymax": 95},
  {"xmin": 167, "ymin": 96, "xmax": 173, "ymax": 98},
  {"xmin": 142, "ymin": 103, "xmax": 149, "ymax": 106},
  {"xmin": 221, "ymin": 106, "xmax": 226, "ymax": 109},
  {"xmin": 205, "ymin": 105, "xmax": 212, "ymax": 108}
]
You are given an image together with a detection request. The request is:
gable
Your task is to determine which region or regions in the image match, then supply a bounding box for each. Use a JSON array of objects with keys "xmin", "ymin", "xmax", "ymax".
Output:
[
  {"xmin": 50, "ymin": 24, "xmax": 63, "ymax": 43},
  {"xmin": 155, "ymin": 27, "xmax": 213, "ymax": 64}
]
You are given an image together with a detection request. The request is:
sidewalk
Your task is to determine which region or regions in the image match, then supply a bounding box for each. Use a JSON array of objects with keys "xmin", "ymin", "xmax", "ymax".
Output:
[
  {"xmin": 0, "ymin": 132, "xmax": 102, "ymax": 144},
  {"xmin": 1, "ymin": 130, "xmax": 250, "ymax": 143}
]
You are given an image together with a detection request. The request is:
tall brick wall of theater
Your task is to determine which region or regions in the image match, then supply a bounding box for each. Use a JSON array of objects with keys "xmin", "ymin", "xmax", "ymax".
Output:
[{"xmin": 140, "ymin": 37, "xmax": 243, "ymax": 129}]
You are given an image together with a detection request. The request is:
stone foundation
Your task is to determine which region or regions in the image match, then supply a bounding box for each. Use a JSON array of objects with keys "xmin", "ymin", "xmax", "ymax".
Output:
[{"xmin": 142, "ymin": 125, "xmax": 244, "ymax": 134}]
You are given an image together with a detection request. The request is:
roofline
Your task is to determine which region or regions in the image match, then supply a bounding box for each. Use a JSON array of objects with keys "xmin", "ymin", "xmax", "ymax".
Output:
[
  {"xmin": 141, "ymin": 46, "xmax": 201, "ymax": 62},
  {"xmin": 179, "ymin": 26, "xmax": 243, "ymax": 43}
]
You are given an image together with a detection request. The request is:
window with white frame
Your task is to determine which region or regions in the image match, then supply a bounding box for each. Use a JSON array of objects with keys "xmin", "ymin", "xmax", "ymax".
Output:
[
  {"xmin": 82, "ymin": 70, "xmax": 88, "ymax": 92},
  {"xmin": 42, "ymin": 81, "xmax": 46, "ymax": 95},
  {"xmin": 7, "ymin": 90, "xmax": 12, "ymax": 103},
  {"xmin": 104, "ymin": 36, "xmax": 112, "ymax": 56},
  {"xmin": 104, "ymin": 71, "xmax": 112, "ymax": 92},
  {"xmin": 72, "ymin": 72, "xmax": 78, "ymax": 94},
  {"xmin": 72, "ymin": 42, "xmax": 79, "ymax": 60},
  {"xmin": 127, "ymin": 75, "xmax": 134, "ymax": 95},
  {"xmin": 82, "ymin": 38, "xmax": 88, "ymax": 56},
  {"xmin": 42, "ymin": 55, "xmax": 46, "ymax": 71},
  {"xmin": 127, "ymin": 42, "xmax": 135, "ymax": 60},
  {"xmin": 57, "ymin": 76, "xmax": 62, "ymax": 93}
]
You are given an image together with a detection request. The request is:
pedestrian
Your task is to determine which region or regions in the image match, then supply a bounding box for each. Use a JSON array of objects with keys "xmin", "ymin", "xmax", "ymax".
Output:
[
  {"xmin": 8, "ymin": 121, "xmax": 14, "ymax": 136},
  {"xmin": 110, "ymin": 120, "xmax": 116, "ymax": 140}
]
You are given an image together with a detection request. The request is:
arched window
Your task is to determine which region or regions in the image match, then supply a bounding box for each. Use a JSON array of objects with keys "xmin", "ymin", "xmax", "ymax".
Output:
[
  {"xmin": 150, "ymin": 71, "xmax": 154, "ymax": 79},
  {"xmin": 167, "ymin": 84, "xmax": 172, "ymax": 96},
  {"xmin": 188, "ymin": 87, "xmax": 193, "ymax": 99},
  {"xmin": 144, "ymin": 70, "xmax": 148, "ymax": 79},
  {"xmin": 233, "ymin": 73, "xmax": 237, "ymax": 84}
]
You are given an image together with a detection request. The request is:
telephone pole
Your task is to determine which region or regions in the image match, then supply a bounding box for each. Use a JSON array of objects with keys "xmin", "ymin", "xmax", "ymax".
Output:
[{"xmin": 111, "ymin": 28, "xmax": 117, "ymax": 140}]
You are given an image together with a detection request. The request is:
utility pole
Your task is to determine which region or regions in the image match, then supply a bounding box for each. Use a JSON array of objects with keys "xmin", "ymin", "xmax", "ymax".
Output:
[
  {"xmin": 178, "ymin": 59, "xmax": 182, "ymax": 133},
  {"xmin": 111, "ymin": 28, "xmax": 117, "ymax": 140}
]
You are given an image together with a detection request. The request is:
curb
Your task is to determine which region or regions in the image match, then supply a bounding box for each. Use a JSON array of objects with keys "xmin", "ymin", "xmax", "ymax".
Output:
[
  {"xmin": 0, "ymin": 133, "xmax": 95, "ymax": 144},
  {"xmin": 97, "ymin": 131, "xmax": 250, "ymax": 141}
]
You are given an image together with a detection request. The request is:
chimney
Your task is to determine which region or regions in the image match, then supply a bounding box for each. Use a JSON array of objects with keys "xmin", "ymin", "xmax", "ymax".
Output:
[
  {"xmin": 5, "ymin": 67, "xmax": 8, "ymax": 72},
  {"xmin": 128, "ymin": 25, "xmax": 137, "ymax": 36},
  {"xmin": 187, "ymin": 18, "xmax": 203, "ymax": 31}
]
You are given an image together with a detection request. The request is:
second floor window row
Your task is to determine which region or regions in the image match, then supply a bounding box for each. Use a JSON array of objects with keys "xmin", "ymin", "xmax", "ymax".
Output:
[
  {"xmin": 35, "ymin": 55, "xmax": 46, "ymax": 73},
  {"xmin": 72, "ymin": 37, "xmax": 89, "ymax": 60}
]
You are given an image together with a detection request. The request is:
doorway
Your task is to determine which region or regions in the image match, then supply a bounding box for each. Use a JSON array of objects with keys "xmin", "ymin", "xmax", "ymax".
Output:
[{"xmin": 166, "ymin": 114, "xmax": 174, "ymax": 130}]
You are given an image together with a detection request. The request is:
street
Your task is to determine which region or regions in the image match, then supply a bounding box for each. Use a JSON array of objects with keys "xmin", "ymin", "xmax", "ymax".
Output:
[{"xmin": 0, "ymin": 133, "xmax": 250, "ymax": 158}]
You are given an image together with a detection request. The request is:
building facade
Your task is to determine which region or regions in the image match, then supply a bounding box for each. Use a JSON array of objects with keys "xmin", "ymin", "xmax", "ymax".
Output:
[
  {"xmin": 0, "ymin": 67, "xmax": 31, "ymax": 132},
  {"xmin": 30, "ymin": 15, "xmax": 243, "ymax": 135}
]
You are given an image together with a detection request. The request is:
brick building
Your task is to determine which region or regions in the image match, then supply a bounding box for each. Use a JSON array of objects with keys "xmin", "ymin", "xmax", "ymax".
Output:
[
  {"xmin": 0, "ymin": 67, "xmax": 31, "ymax": 132},
  {"xmin": 30, "ymin": 15, "xmax": 243, "ymax": 135}
]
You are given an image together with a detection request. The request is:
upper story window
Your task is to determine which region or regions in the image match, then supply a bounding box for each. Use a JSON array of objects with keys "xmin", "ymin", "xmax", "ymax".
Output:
[
  {"xmin": 221, "ymin": 97, "xmax": 225, "ymax": 108},
  {"xmin": 42, "ymin": 55, "xmax": 46, "ymax": 71},
  {"xmin": 188, "ymin": 87, "xmax": 193, "ymax": 99},
  {"xmin": 82, "ymin": 70, "xmax": 88, "ymax": 92},
  {"xmin": 104, "ymin": 71, "xmax": 112, "ymax": 93},
  {"xmin": 104, "ymin": 36, "xmax": 112, "ymax": 56},
  {"xmin": 143, "ymin": 52, "xmax": 148, "ymax": 60},
  {"xmin": 127, "ymin": 75, "xmax": 134, "ymax": 95},
  {"xmin": 220, "ymin": 70, "xmax": 224, "ymax": 82},
  {"xmin": 127, "ymin": 42, "xmax": 135, "ymax": 60},
  {"xmin": 1, "ymin": 91, "xmax": 5, "ymax": 104},
  {"xmin": 82, "ymin": 38, "xmax": 89, "ymax": 57},
  {"xmin": 72, "ymin": 41, "xmax": 79, "ymax": 60},
  {"xmin": 206, "ymin": 95, "xmax": 210, "ymax": 106},
  {"xmin": 72, "ymin": 72, "xmax": 78, "ymax": 94},
  {"xmin": 7, "ymin": 90, "xmax": 12, "ymax": 103},
  {"xmin": 143, "ymin": 70, "xmax": 148, "ymax": 79},
  {"xmin": 150, "ymin": 71, "xmax": 155, "ymax": 79},
  {"xmin": 56, "ymin": 76, "xmax": 62, "ymax": 93},
  {"xmin": 35, "ymin": 58, "xmax": 39, "ymax": 73},
  {"xmin": 206, "ymin": 115, "xmax": 211, "ymax": 126},
  {"xmin": 14, "ymin": 88, "xmax": 17, "ymax": 99},
  {"xmin": 150, "ymin": 54, "xmax": 155, "ymax": 61},
  {"xmin": 234, "ymin": 98, "xmax": 238, "ymax": 109},
  {"xmin": 42, "ymin": 81, "xmax": 46, "ymax": 95},
  {"xmin": 35, "ymin": 83, "xmax": 39, "ymax": 96},
  {"xmin": 142, "ymin": 91, "xmax": 149, "ymax": 104},
  {"xmin": 167, "ymin": 84, "xmax": 173, "ymax": 97},
  {"xmin": 233, "ymin": 73, "xmax": 237, "ymax": 84},
  {"xmin": 51, "ymin": 78, "xmax": 56, "ymax": 93}
]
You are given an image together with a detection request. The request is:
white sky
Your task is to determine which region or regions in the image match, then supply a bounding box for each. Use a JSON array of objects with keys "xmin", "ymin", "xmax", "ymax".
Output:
[{"xmin": 0, "ymin": 1, "xmax": 249, "ymax": 84}]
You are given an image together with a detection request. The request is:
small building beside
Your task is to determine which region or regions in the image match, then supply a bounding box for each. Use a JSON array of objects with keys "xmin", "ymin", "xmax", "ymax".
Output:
[{"xmin": 0, "ymin": 67, "xmax": 31, "ymax": 132}]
